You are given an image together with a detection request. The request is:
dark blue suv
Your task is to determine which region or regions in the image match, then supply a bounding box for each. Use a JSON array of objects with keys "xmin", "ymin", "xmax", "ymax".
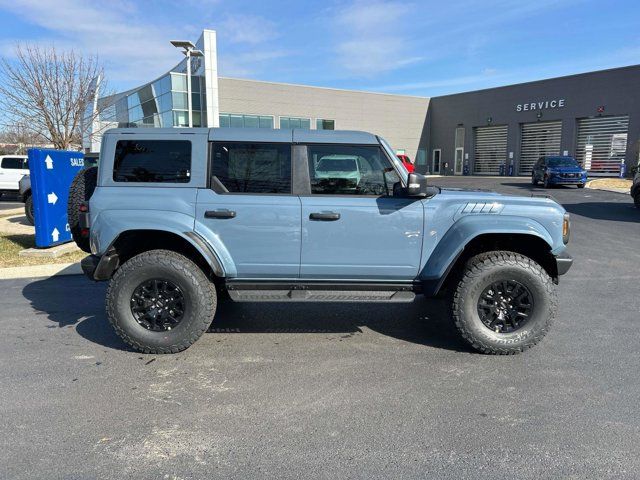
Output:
[{"xmin": 531, "ymin": 156, "xmax": 587, "ymax": 188}]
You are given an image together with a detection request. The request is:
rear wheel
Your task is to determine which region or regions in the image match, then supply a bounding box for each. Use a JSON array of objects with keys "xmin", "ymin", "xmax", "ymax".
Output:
[
  {"xmin": 452, "ymin": 251, "xmax": 556, "ymax": 355},
  {"xmin": 106, "ymin": 249, "xmax": 217, "ymax": 354},
  {"xmin": 24, "ymin": 194, "xmax": 34, "ymax": 225},
  {"xmin": 68, "ymin": 166, "xmax": 97, "ymax": 253}
]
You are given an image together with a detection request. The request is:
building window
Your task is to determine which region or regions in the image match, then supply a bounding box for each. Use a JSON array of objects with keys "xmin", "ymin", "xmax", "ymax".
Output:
[
  {"xmin": 219, "ymin": 114, "xmax": 274, "ymax": 129},
  {"xmin": 171, "ymin": 73, "xmax": 188, "ymax": 92},
  {"xmin": 173, "ymin": 111, "xmax": 189, "ymax": 127},
  {"xmin": 211, "ymin": 142, "xmax": 291, "ymax": 194},
  {"xmin": 113, "ymin": 140, "xmax": 191, "ymax": 183},
  {"xmin": 280, "ymin": 117, "xmax": 310, "ymax": 129},
  {"xmin": 316, "ymin": 119, "xmax": 335, "ymax": 130}
]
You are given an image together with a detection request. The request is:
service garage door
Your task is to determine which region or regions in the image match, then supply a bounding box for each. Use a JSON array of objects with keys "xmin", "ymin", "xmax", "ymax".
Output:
[
  {"xmin": 519, "ymin": 121, "xmax": 562, "ymax": 175},
  {"xmin": 576, "ymin": 115, "xmax": 629, "ymax": 175},
  {"xmin": 474, "ymin": 125, "xmax": 507, "ymax": 175}
]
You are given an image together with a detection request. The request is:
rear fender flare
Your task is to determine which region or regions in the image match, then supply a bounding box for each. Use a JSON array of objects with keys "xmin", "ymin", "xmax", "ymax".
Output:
[{"xmin": 92, "ymin": 210, "xmax": 236, "ymax": 277}]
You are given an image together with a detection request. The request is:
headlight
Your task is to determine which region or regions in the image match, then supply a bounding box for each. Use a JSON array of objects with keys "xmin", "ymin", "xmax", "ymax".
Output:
[{"xmin": 562, "ymin": 213, "xmax": 570, "ymax": 244}]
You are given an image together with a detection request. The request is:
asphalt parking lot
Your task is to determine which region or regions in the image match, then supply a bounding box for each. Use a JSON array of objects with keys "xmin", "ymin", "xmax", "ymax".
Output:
[
  {"xmin": 1, "ymin": 177, "xmax": 639, "ymax": 479},
  {"xmin": 0, "ymin": 193, "xmax": 22, "ymax": 211}
]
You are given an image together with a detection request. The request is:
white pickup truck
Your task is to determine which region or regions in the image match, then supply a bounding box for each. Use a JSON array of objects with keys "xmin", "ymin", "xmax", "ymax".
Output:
[{"xmin": 0, "ymin": 155, "xmax": 28, "ymax": 197}]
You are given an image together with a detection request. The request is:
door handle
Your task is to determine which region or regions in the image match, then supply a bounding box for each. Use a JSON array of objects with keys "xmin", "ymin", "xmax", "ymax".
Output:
[
  {"xmin": 205, "ymin": 209, "xmax": 236, "ymax": 219},
  {"xmin": 309, "ymin": 212, "xmax": 340, "ymax": 221}
]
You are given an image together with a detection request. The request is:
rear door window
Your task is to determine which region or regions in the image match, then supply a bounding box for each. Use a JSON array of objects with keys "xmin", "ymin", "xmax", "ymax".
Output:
[
  {"xmin": 211, "ymin": 142, "xmax": 292, "ymax": 194},
  {"xmin": 113, "ymin": 140, "xmax": 191, "ymax": 183}
]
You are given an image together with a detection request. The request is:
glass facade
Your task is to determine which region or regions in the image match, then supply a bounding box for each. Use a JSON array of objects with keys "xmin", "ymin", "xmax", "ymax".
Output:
[
  {"xmin": 280, "ymin": 117, "xmax": 310, "ymax": 129},
  {"xmin": 219, "ymin": 114, "xmax": 274, "ymax": 129},
  {"xmin": 100, "ymin": 72, "xmax": 206, "ymax": 128}
]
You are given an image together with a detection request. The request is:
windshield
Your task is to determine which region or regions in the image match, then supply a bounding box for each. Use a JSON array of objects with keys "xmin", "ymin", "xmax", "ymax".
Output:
[
  {"xmin": 547, "ymin": 157, "xmax": 579, "ymax": 167},
  {"xmin": 317, "ymin": 158, "xmax": 358, "ymax": 172},
  {"xmin": 378, "ymin": 136, "xmax": 409, "ymax": 183}
]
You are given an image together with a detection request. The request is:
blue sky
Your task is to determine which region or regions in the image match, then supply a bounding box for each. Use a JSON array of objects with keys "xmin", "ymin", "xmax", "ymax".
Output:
[{"xmin": 0, "ymin": 0, "xmax": 638, "ymax": 97}]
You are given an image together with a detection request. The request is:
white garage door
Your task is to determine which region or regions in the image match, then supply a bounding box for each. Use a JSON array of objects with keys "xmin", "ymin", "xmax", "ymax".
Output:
[
  {"xmin": 576, "ymin": 115, "xmax": 629, "ymax": 175},
  {"xmin": 474, "ymin": 125, "xmax": 507, "ymax": 175},
  {"xmin": 519, "ymin": 121, "xmax": 562, "ymax": 175}
]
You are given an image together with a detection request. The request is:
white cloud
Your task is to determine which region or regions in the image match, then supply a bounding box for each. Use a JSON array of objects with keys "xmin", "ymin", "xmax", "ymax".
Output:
[
  {"xmin": 0, "ymin": 0, "xmax": 194, "ymax": 86},
  {"xmin": 219, "ymin": 49, "xmax": 291, "ymax": 77},
  {"xmin": 331, "ymin": 0, "xmax": 422, "ymax": 76},
  {"xmin": 219, "ymin": 14, "xmax": 279, "ymax": 45}
]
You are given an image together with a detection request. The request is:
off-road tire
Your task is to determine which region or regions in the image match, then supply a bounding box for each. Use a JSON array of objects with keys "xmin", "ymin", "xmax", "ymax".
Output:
[
  {"xmin": 24, "ymin": 194, "xmax": 34, "ymax": 226},
  {"xmin": 452, "ymin": 251, "xmax": 556, "ymax": 355},
  {"xmin": 106, "ymin": 249, "xmax": 217, "ymax": 354},
  {"xmin": 68, "ymin": 166, "xmax": 98, "ymax": 253}
]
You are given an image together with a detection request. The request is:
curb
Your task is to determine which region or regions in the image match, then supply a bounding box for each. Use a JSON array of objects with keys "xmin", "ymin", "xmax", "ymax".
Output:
[{"xmin": 0, "ymin": 262, "xmax": 82, "ymax": 280}]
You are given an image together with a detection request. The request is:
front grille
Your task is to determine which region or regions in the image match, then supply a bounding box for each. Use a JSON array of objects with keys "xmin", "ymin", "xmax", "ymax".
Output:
[{"xmin": 560, "ymin": 173, "xmax": 579, "ymax": 178}]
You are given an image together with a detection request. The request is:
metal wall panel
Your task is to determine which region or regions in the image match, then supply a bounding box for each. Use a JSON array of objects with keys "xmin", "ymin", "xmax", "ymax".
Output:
[
  {"xmin": 473, "ymin": 125, "xmax": 507, "ymax": 174},
  {"xmin": 576, "ymin": 115, "xmax": 629, "ymax": 175},
  {"xmin": 519, "ymin": 121, "xmax": 562, "ymax": 175}
]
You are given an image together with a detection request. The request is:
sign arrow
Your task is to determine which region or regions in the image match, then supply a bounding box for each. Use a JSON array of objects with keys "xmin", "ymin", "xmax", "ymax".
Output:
[
  {"xmin": 47, "ymin": 192, "xmax": 58, "ymax": 205},
  {"xmin": 45, "ymin": 155, "xmax": 54, "ymax": 170},
  {"xmin": 51, "ymin": 228, "xmax": 59, "ymax": 242}
]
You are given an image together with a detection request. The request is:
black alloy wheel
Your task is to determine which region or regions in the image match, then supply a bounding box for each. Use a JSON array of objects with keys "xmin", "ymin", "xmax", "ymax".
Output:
[
  {"xmin": 477, "ymin": 280, "xmax": 533, "ymax": 333},
  {"xmin": 130, "ymin": 279, "xmax": 185, "ymax": 332}
]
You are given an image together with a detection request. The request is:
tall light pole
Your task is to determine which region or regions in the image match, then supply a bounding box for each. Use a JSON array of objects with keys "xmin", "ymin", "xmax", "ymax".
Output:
[{"xmin": 170, "ymin": 40, "xmax": 204, "ymax": 128}]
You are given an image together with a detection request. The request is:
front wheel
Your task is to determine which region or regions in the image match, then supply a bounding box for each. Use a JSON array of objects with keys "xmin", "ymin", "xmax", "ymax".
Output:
[
  {"xmin": 452, "ymin": 251, "xmax": 556, "ymax": 354},
  {"xmin": 543, "ymin": 176, "xmax": 551, "ymax": 188},
  {"xmin": 106, "ymin": 249, "xmax": 217, "ymax": 354},
  {"xmin": 634, "ymin": 193, "xmax": 640, "ymax": 209},
  {"xmin": 577, "ymin": 183, "xmax": 585, "ymax": 189},
  {"xmin": 531, "ymin": 175, "xmax": 538, "ymax": 185}
]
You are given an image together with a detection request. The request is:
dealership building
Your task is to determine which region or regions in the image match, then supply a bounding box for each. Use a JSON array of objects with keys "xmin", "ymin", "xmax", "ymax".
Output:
[{"xmin": 85, "ymin": 29, "xmax": 640, "ymax": 177}]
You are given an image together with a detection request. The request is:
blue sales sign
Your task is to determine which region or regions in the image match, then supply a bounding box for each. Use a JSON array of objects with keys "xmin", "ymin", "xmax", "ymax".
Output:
[{"xmin": 28, "ymin": 149, "xmax": 85, "ymax": 248}]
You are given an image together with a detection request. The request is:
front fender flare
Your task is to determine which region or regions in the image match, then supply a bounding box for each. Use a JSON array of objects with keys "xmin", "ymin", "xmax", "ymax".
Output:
[{"xmin": 420, "ymin": 215, "xmax": 554, "ymax": 284}]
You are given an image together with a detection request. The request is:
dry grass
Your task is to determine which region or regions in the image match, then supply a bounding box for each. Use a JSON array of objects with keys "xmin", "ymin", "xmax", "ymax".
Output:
[
  {"xmin": 588, "ymin": 178, "xmax": 633, "ymax": 190},
  {"xmin": 0, "ymin": 232, "xmax": 85, "ymax": 268}
]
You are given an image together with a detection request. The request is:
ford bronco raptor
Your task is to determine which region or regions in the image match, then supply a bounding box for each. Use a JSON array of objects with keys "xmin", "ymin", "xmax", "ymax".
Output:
[{"xmin": 77, "ymin": 128, "xmax": 572, "ymax": 355}]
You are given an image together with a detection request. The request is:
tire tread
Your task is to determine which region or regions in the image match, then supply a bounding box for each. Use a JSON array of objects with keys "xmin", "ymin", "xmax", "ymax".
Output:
[
  {"xmin": 106, "ymin": 249, "xmax": 216, "ymax": 354},
  {"xmin": 452, "ymin": 250, "xmax": 557, "ymax": 355}
]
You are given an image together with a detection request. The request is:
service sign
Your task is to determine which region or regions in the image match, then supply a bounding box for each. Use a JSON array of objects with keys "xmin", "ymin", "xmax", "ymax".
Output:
[{"xmin": 28, "ymin": 149, "xmax": 86, "ymax": 248}]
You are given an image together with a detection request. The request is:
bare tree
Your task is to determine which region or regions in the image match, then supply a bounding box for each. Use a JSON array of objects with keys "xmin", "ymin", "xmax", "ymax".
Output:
[
  {"xmin": 0, "ymin": 123, "xmax": 48, "ymax": 154},
  {"xmin": 0, "ymin": 43, "xmax": 109, "ymax": 150}
]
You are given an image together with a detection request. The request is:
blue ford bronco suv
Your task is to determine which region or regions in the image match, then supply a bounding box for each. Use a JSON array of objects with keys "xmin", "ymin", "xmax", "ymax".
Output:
[{"xmin": 77, "ymin": 128, "xmax": 572, "ymax": 355}]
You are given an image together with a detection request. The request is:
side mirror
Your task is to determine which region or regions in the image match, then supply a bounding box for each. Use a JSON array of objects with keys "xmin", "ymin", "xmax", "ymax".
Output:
[{"xmin": 406, "ymin": 172, "xmax": 428, "ymax": 197}]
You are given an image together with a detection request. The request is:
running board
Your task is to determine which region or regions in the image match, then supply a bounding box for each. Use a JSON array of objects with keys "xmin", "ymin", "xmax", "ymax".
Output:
[
  {"xmin": 225, "ymin": 281, "xmax": 418, "ymax": 303},
  {"xmin": 228, "ymin": 289, "xmax": 415, "ymax": 303}
]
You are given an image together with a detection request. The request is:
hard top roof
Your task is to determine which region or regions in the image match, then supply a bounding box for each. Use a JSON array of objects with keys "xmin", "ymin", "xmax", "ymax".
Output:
[{"xmin": 104, "ymin": 127, "xmax": 380, "ymax": 145}]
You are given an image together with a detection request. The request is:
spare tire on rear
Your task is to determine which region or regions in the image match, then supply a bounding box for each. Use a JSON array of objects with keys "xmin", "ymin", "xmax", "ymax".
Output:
[{"xmin": 68, "ymin": 166, "xmax": 98, "ymax": 253}]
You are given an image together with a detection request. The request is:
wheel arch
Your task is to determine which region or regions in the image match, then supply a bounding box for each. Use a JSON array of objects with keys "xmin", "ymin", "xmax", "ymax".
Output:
[
  {"xmin": 105, "ymin": 229, "xmax": 226, "ymax": 280},
  {"xmin": 423, "ymin": 232, "xmax": 557, "ymax": 297}
]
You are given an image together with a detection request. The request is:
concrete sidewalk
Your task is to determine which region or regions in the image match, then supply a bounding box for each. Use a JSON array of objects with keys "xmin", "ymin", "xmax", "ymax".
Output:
[{"xmin": 0, "ymin": 262, "xmax": 82, "ymax": 280}]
